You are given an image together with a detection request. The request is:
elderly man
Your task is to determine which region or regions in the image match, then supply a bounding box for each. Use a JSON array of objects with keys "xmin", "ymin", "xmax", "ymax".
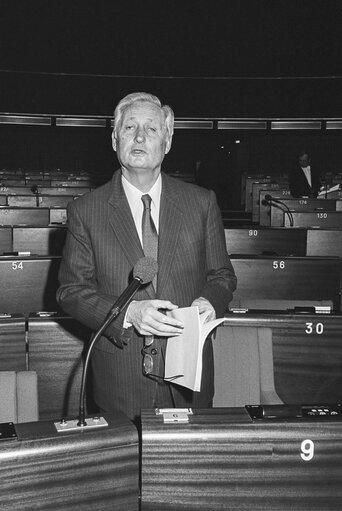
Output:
[{"xmin": 57, "ymin": 92, "xmax": 236, "ymax": 423}]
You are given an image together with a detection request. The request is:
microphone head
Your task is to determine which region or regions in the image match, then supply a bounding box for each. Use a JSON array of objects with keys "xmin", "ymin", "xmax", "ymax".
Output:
[
  {"xmin": 133, "ymin": 257, "xmax": 158, "ymax": 284},
  {"xmin": 264, "ymin": 194, "xmax": 272, "ymax": 201}
]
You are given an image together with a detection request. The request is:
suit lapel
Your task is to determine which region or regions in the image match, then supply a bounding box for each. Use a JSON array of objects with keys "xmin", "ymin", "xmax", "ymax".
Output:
[{"xmin": 157, "ymin": 175, "xmax": 183, "ymax": 297}]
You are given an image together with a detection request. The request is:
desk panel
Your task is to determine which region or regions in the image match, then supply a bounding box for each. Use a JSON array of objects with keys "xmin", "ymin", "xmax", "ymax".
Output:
[
  {"xmin": 0, "ymin": 255, "xmax": 61, "ymax": 315},
  {"xmin": 269, "ymin": 198, "xmax": 337, "ymax": 227},
  {"xmin": 259, "ymin": 188, "xmax": 292, "ymax": 225},
  {"xmin": 284, "ymin": 211, "xmax": 342, "ymax": 228},
  {"xmin": 13, "ymin": 226, "xmax": 67, "ymax": 255},
  {"xmin": 141, "ymin": 407, "xmax": 342, "ymax": 510},
  {"xmin": 0, "ymin": 207, "xmax": 50, "ymax": 226},
  {"xmin": 221, "ymin": 313, "xmax": 342, "ymax": 405},
  {"xmin": 306, "ymin": 228, "xmax": 342, "ymax": 257},
  {"xmin": 225, "ymin": 227, "xmax": 307, "ymax": 256},
  {"xmin": 1, "ymin": 414, "xmax": 139, "ymax": 511},
  {"xmin": 0, "ymin": 313, "xmax": 26, "ymax": 370},
  {"xmin": 0, "ymin": 227, "xmax": 12, "ymax": 253},
  {"xmin": 252, "ymin": 181, "xmax": 289, "ymax": 223},
  {"xmin": 28, "ymin": 313, "xmax": 92, "ymax": 420},
  {"xmin": 230, "ymin": 256, "xmax": 341, "ymax": 311}
]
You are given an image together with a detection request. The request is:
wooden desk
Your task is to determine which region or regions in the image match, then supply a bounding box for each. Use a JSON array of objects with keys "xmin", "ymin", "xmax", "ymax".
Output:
[
  {"xmin": 27, "ymin": 313, "xmax": 92, "ymax": 420},
  {"xmin": 0, "ymin": 255, "xmax": 61, "ymax": 315},
  {"xmin": 13, "ymin": 225, "xmax": 67, "ymax": 255},
  {"xmin": 141, "ymin": 407, "xmax": 342, "ymax": 510},
  {"xmin": 225, "ymin": 227, "xmax": 307, "ymax": 256},
  {"xmin": 269, "ymin": 198, "xmax": 337, "ymax": 227},
  {"xmin": 0, "ymin": 207, "xmax": 50, "ymax": 226},
  {"xmin": 252, "ymin": 181, "xmax": 289, "ymax": 223},
  {"xmin": 0, "ymin": 313, "xmax": 26, "ymax": 371},
  {"xmin": 221, "ymin": 312, "xmax": 342, "ymax": 404},
  {"xmin": 284, "ymin": 210, "xmax": 342, "ymax": 228},
  {"xmin": 0, "ymin": 227, "xmax": 12, "ymax": 253},
  {"xmin": 306, "ymin": 228, "xmax": 342, "ymax": 257},
  {"xmin": 1, "ymin": 413, "xmax": 139, "ymax": 510},
  {"xmin": 230, "ymin": 255, "xmax": 341, "ymax": 311}
]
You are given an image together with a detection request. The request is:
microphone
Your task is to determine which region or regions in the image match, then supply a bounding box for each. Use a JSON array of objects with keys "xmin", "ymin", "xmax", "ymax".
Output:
[
  {"xmin": 54, "ymin": 256, "xmax": 158, "ymax": 432},
  {"xmin": 104, "ymin": 256, "xmax": 158, "ymax": 326},
  {"xmin": 264, "ymin": 194, "xmax": 294, "ymax": 227},
  {"xmin": 31, "ymin": 184, "xmax": 40, "ymax": 206}
]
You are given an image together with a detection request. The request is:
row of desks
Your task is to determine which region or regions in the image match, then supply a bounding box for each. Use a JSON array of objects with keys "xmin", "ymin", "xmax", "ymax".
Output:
[
  {"xmin": 2, "ymin": 310, "xmax": 342, "ymax": 420},
  {"xmin": 0, "ymin": 254, "xmax": 340, "ymax": 317},
  {"xmin": 1, "ymin": 224, "xmax": 342, "ymax": 258}
]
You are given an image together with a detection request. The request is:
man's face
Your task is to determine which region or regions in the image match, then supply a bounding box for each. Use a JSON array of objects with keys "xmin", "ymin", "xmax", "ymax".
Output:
[
  {"xmin": 299, "ymin": 154, "xmax": 310, "ymax": 168},
  {"xmin": 112, "ymin": 101, "xmax": 172, "ymax": 174}
]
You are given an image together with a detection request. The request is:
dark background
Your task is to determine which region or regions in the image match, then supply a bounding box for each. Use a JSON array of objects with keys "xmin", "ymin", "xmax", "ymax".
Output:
[{"xmin": 1, "ymin": 0, "xmax": 342, "ymax": 209}]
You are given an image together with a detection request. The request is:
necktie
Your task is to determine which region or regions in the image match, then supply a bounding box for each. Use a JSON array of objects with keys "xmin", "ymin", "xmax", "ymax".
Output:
[
  {"xmin": 141, "ymin": 194, "xmax": 158, "ymax": 349},
  {"xmin": 141, "ymin": 194, "xmax": 158, "ymax": 289}
]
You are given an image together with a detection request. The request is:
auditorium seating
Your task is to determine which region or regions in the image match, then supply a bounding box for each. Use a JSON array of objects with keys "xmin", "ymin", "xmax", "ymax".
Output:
[{"xmin": 0, "ymin": 168, "xmax": 341, "ymax": 428}]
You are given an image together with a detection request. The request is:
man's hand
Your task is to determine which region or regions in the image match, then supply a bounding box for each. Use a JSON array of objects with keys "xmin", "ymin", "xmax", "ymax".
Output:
[
  {"xmin": 191, "ymin": 297, "xmax": 216, "ymax": 322},
  {"xmin": 126, "ymin": 300, "xmax": 184, "ymax": 336}
]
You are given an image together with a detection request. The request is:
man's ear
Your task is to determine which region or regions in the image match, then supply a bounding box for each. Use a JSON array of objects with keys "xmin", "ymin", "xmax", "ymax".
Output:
[
  {"xmin": 111, "ymin": 131, "xmax": 117, "ymax": 152},
  {"xmin": 165, "ymin": 135, "xmax": 172, "ymax": 155}
]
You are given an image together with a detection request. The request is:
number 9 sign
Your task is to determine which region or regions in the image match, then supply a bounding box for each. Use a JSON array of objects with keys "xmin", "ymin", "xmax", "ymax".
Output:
[{"xmin": 300, "ymin": 439, "xmax": 315, "ymax": 461}]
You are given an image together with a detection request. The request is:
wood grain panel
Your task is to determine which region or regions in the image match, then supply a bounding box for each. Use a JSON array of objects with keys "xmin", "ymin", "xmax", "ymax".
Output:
[
  {"xmin": 225, "ymin": 227, "xmax": 307, "ymax": 256},
  {"xmin": 13, "ymin": 226, "xmax": 67, "ymax": 255},
  {"xmin": 0, "ymin": 227, "xmax": 12, "ymax": 254},
  {"xmin": 141, "ymin": 408, "xmax": 342, "ymax": 510},
  {"xmin": 0, "ymin": 255, "xmax": 61, "ymax": 315},
  {"xmin": 0, "ymin": 314, "xmax": 26, "ymax": 370},
  {"xmin": 229, "ymin": 256, "xmax": 341, "ymax": 311},
  {"xmin": 221, "ymin": 313, "xmax": 342, "ymax": 405},
  {"xmin": 307, "ymin": 228, "xmax": 342, "ymax": 257},
  {"xmin": 0, "ymin": 413, "xmax": 139, "ymax": 510},
  {"xmin": 27, "ymin": 314, "xmax": 93, "ymax": 420}
]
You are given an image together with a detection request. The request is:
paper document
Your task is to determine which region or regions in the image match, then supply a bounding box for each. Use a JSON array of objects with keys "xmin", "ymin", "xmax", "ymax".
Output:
[
  {"xmin": 318, "ymin": 184, "xmax": 340, "ymax": 196},
  {"xmin": 164, "ymin": 306, "xmax": 225, "ymax": 391}
]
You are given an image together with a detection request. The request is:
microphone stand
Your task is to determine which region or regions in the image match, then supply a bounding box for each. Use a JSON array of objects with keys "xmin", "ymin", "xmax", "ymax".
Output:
[
  {"xmin": 54, "ymin": 256, "xmax": 157, "ymax": 433},
  {"xmin": 273, "ymin": 201, "xmax": 294, "ymax": 227},
  {"xmin": 55, "ymin": 278, "xmax": 144, "ymax": 432}
]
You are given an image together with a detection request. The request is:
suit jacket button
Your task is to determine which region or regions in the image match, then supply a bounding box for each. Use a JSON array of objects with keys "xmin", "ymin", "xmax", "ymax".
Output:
[{"xmin": 151, "ymin": 348, "xmax": 158, "ymax": 355}]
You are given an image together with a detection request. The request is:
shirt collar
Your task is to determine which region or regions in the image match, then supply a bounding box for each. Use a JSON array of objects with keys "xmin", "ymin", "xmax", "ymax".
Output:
[{"xmin": 121, "ymin": 173, "xmax": 162, "ymax": 211}]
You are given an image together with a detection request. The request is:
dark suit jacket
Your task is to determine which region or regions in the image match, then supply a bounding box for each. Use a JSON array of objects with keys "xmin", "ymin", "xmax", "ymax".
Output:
[
  {"xmin": 57, "ymin": 170, "xmax": 237, "ymax": 421},
  {"xmin": 289, "ymin": 163, "xmax": 321, "ymax": 198}
]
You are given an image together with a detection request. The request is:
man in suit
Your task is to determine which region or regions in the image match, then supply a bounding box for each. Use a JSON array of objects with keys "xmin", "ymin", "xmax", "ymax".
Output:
[
  {"xmin": 57, "ymin": 92, "xmax": 237, "ymax": 423},
  {"xmin": 289, "ymin": 149, "xmax": 322, "ymax": 198}
]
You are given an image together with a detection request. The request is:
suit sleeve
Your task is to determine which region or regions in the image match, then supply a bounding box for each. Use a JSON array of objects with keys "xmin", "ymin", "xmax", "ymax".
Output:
[
  {"xmin": 56, "ymin": 202, "xmax": 132, "ymax": 345},
  {"xmin": 199, "ymin": 190, "xmax": 237, "ymax": 317}
]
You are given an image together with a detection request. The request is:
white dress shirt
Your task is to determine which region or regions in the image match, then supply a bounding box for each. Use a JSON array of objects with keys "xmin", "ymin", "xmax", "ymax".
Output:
[
  {"xmin": 121, "ymin": 173, "xmax": 161, "ymax": 244},
  {"xmin": 301, "ymin": 165, "xmax": 312, "ymax": 187}
]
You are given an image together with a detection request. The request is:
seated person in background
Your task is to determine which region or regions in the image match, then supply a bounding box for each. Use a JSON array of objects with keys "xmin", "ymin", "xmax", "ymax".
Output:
[{"xmin": 289, "ymin": 149, "xmax": 322, "ymax": 198}]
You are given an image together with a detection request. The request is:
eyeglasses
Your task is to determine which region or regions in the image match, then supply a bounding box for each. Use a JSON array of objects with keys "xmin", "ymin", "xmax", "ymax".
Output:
[{"xmin": 141, "ymin": 344, "xmax": 183, "ymax": 382}]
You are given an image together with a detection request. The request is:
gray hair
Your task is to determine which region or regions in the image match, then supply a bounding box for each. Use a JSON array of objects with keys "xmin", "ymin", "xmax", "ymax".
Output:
[{"xmin": 113, "ymin": 92, "xmax": 174, "ymax": 139}]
